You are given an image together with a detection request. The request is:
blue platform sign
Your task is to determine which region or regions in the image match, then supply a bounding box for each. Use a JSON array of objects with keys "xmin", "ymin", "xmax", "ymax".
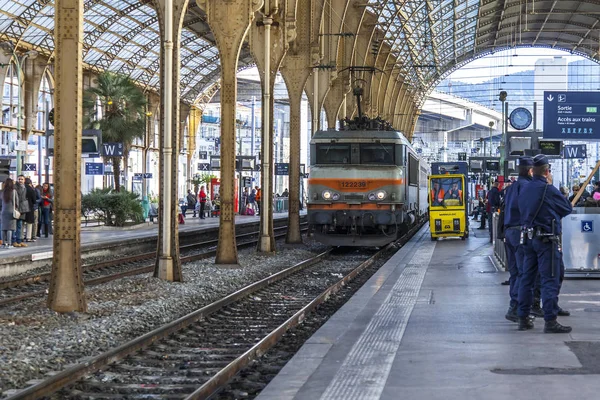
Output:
[
  {"xmin": 563, "ymin": 144, "xmax": 587, "ymax": 159},
  {"xmin": 543, "ymin": 91, "xmax": 600, "ymax": 139},
  {"xmin": 85, "ymin": 162, "xmax": 104, "ymax": 175},
  {"xmin": 275, "ymin": 163, "xmax": 289, "ymax": 176},
  {"xmin": 582, "ymin": 220, "xmax": 593, "ymax": 233}
]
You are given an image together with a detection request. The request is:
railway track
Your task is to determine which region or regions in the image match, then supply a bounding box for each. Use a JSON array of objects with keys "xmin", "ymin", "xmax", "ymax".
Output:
[
  {"xmin": 5, "ymin": 224, "xmax": 422, "ymax": 400},
  {"xmin": 0, "ymin": 224, "xmax": 305, "ymax": 307}
]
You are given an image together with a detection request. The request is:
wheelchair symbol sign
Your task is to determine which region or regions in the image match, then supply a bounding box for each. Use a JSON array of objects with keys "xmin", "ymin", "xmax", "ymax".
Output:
[{"xmin": 581, "ymin": 220, "xmax": 593, "ymax": 233}]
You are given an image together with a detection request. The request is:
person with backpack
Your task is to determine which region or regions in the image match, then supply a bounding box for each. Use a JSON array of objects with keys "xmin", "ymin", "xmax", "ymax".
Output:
[{"xmin": 186, "ymin": 189, "xmax": 197, "ymax": 217}]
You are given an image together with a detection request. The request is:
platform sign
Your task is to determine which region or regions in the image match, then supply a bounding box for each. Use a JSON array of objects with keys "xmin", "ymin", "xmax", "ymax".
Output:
[
  {"xmin": 23, "ymin": 163, "xmax": 37, "ymax": 172},
  {"xmin": 543, "ymin": 91, "xmax": 600, "ymax": 139},
  {"xmin": 85, "ymin": 162, "xmax": 104, "ymax": 175},
  {"xmin": 102, "ymin": 142, "xmax": 124, "ymax": 157},
  {"xmin": 198, "ymin": 163, "xmax": 210, "ymax": 171},
  {"xmin": 143, "ymin": 173, "xmax": 153, "ymax": 179},
  {"xmin": 275, "ymin": 163, "xmax": 289, "ymax": 175},
  {"xmin": 133, "ymin": 173, "xmax": 143, "ymax": 181},
  {"xmin": 563, "ymin": 144, "xmax": 587, "ymax": 159}
]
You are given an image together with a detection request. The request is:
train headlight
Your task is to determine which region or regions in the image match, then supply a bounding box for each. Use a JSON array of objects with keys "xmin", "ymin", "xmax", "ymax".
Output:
[
  {"xmin": 322, "ymin": 190, "xmax": 332, "ymax": 200},
  {"xmin": 376, "ymin": 190, "xmax": 387, "ymax": 200}
]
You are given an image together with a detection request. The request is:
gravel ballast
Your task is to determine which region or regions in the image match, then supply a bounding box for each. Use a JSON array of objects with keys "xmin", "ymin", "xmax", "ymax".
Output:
[{"xmin": 0, "ymin": 239, "xmax": 327, "ymax": 397}]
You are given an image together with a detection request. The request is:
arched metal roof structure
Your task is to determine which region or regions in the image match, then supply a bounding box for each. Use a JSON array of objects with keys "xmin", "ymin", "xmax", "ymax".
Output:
[
  {"xmin": 1, "ymin": 0, "xmax": 599, "ymax": 104},
  {"xmin": 366, "ymin": 0, "xmax": 600, "ymax": 94},
  {"xmin": 0, "ymin": 0, "xmax": 254, "ymax": 102}
]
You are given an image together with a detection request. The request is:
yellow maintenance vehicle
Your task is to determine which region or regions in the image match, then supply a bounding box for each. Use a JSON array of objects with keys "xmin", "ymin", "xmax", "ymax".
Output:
[{"xmin": 428, "ymin": 170, "xmax": 468, "ymax": 241}]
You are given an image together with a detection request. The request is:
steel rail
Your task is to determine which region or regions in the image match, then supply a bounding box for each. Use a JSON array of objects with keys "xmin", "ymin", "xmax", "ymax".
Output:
[
  {"xmin": 0, "ymin": 225, "xmax": 306, "ymax": 307},
  {"xmin": 189, "ymin": 222, "xmax": 424, "ymax": 399},
  {"xmin": 5, "ymin": 249, "xmax": 332, "ymax": 400}
]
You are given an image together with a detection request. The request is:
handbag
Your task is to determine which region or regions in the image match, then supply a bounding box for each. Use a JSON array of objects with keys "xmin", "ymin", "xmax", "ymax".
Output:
[{"xmin": 13, "ymin": 192, "xmax": 20, "ymax": 220}]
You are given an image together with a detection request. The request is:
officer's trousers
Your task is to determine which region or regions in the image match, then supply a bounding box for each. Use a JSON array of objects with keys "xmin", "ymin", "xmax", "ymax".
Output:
[
  {"xmin": 504, "ymin": 230, "xmax": 523, "ymax": 308},
  {"xmin": 519, "ymin": 238, "xmax": 561, "ymax": 321}
]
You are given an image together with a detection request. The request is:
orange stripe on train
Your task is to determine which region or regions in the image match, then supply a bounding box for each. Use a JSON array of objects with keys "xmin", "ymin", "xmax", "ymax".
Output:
[
  {"xmin": 308, "ymin": 178, "xmax": 404, "ymax": 193},
  {"xmin": 308, "ymin": 203, "xmax": 389, "ymax": 210}
]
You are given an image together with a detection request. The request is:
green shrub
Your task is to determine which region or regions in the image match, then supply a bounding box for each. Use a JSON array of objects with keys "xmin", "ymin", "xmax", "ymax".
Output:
[{"xmin": 82, "ymin": 188, "xmax": 144, "ymax": 227}]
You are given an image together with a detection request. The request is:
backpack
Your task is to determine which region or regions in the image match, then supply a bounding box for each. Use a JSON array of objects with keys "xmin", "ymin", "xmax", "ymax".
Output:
[
  {"xmin": 496, "ymin": 189, "xmax": 509, "ymax": 240},
  {"xmin": 246, "ymin": 207, "xmax": 255, "ymax": 216}
]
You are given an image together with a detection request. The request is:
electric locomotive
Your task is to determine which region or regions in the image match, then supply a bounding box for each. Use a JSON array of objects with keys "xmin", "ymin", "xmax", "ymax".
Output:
[{"xmin": 307, "ymin": 119, "xmax": 428, "ymax": 247}]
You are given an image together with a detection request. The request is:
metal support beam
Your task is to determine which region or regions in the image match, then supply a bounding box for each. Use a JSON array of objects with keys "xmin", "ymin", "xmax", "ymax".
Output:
[
  {"xmin": 47, "ymin": 0, "xmax": 86, "ymax": 313},
  {"xmin": 250, "ymin": 3, "xmax": 288, "ymax": 252},
  {"xmin": 155, "ymin": 0, "xmax": 189, "ymax": 281},
  {"xmin": 279, "ymin": 1, "xmax": 312, "ymax": 245},
  {"xmin": 197, "ymin": 0, "xmax": 262, "ymax": 265}
]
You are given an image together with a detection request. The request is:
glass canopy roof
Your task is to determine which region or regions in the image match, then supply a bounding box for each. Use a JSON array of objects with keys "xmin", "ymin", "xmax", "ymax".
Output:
[
  {"xmin": 1, "ymin": 1, "xmax": 599, "ymax": 105},
  {"xmin": 367, "ymin": 0, "xmax": 600, "ymax": 100},
  {"xmin": 0, "ymin": 0, "xmax": 246, "ymax": 103}
]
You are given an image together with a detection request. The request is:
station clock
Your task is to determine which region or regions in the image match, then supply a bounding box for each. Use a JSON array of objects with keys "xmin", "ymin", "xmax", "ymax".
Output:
[{"xmin": 509, "ymin": 107, "xmax": 532, "ymax": 131}]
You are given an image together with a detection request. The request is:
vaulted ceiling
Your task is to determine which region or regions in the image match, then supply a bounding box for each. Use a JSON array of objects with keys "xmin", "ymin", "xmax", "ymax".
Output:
[{"xmin": 1, "ymin": 0, "xmax": 598, "ymax": 105}]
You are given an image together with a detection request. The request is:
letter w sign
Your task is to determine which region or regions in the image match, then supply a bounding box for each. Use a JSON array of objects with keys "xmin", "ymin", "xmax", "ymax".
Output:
[
  {"xmin": 102, "ymin": 142, "xmax": 124, "ymax": 157},
  {"xmin": 563, "ymin": 144, "xmax": 587, "ymax": 159}
]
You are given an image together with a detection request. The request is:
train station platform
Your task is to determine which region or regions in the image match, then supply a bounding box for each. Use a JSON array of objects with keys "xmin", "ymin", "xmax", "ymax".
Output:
[
  {"xmin": 258, "ymin": 225, "xmax": 600, "ymax": 400},
  {"xmin": 0, "ymin": 212, "xmax": 301, "ymax": 277}
]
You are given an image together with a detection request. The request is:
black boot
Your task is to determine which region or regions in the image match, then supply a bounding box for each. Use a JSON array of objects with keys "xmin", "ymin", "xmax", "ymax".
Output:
[
  {"xmin": 44, "ymin": 224, "xmax": 49, "ymax": 238},
  {"xmin": 530, "ymin": 301, "xmax": 544, "ymax": 317},
  {"xmin": 557, "ymin": 307, "xmax": 570, "ymax": 317},
  {"xmin": 518, "ymin": 316, "xmax": 534, "ymax": 331},
  {"xmin": 544, "ymin": 320, "xmax": 572, "ymax": 334},
  {"xmin": 505, "ymin": 306, "xmax": 518, "ymax": 322}
]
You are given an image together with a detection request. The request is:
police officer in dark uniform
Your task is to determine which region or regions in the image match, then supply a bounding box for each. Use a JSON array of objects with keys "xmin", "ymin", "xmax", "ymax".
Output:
[
  {"xmin": 502, "ymin": 157, "xmax": 534, "ymax": 323},
  {"xmin": 517, "ymin": 155, "xmax": 572, "ymax": 333},
  {"xmin": 487, "ymin": 180, "xmax": 501, "ymax": 243}
]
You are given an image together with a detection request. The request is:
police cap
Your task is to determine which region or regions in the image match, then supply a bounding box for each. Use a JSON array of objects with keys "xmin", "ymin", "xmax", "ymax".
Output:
[
  {"xmin": 518, "ymin": 157, "xmax": 533, "ymax": 167},
  {"xmin": 532, "ymin": 154, "xmax": 549, "ymax": 167}
]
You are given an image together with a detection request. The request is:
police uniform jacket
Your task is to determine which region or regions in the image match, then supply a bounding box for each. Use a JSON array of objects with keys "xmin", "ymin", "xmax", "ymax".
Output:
[
  {"xmin": 503, "ymin": 175, "xmax": 532, "ymax": 228},
  {"xmin": 487, "ymin": 186, "xmax": 501, "ymax": 212},
  {"xmin": 518, "ymin": 176, "xmax": 572, "ymax": 234}
]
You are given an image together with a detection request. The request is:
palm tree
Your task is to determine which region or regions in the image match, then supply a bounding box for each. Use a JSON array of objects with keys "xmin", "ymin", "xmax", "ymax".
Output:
[{"xmin": 83, "ymin": 72, "xmax": 146, "ymax": 192}]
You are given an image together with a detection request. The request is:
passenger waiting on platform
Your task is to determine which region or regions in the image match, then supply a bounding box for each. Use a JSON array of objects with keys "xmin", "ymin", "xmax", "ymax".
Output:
[
  {"xmin": 24, "ymin": 178, "xmax": 37, "ymax": 243},
  {"xmin": 255, "ymin": 186, "xmax": 261, "ymax": 215},
  {"xmin": 13, "ymin": 175, "xmax": 29, "ymax": 247},
  {"xmin": 248, "ymin": 189, "xmax": 257, "ymax": 213},
  {"xmin": 560, "ymin": 186, "xmax": 569, "ymax": 199},
  {"xmin": 198, "ymin": 186, "xmax": 207, "ymax": 219},
  {"xmin": 1, "ymin": 178, "xmax": 17, "ymax": 248},
  {"xmin": 569, "ymin": 185, "xmax": 589, "ymax": 205},
  {"xmin": 186, "ymin": 189, "xmax": 197, "ymax": 217},
  {"xmin": 281, "ymin": 188, "xmax": 289, "ymax": 197},
  {"xmin": 35, "ymin": 184, "xmax": 43, "ymax": 237},
  {"xmin": 40, "ymin": 183, "xmax": 53, "ymax": 238}
]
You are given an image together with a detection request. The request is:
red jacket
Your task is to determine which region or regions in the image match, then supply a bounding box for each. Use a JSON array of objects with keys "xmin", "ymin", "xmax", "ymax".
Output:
[{"xmin": 198, "ymin": 190, "xmax": 207, "ymax": 203}]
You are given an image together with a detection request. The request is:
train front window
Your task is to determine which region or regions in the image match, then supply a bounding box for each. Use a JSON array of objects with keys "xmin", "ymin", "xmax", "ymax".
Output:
[
  {"xmin": 316, "ymin": 144, "xmax": 351, "ymax": 164},
  {"xmin": 430, "ymin": 178, "xmax": 463, "ymax": 206},
  {"xmin": 360, "ymin": 144, "xmax": 394, "ymax": 164}
]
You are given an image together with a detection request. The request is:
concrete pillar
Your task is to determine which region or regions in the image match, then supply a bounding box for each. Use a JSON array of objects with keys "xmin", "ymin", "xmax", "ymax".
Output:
[
  {"xmin": 197, "ymin": 0, "xmax": 262, "ymax": 266},
  {"xmin": 154, "ymin": 0, "xmax": 189, "ymax": 281},
  {"xmin": 47, "ymin": 0, "xmax": 86, "ymax": 312},
  {"xmin": 279, "ymin": 1, "xmax": 314, "ymax": 244},
  {"xmin": 249, "ymin": 4, "xmax": 288, "ymax": 252}
]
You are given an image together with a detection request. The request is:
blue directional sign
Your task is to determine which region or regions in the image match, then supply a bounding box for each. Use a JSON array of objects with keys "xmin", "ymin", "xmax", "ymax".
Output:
[
  {"xmin": 563, "ymin": 144, "xmax": 587, "ymax": 159},
  {"xmin": 23, "ymin": 163, "xmax": 37, "ymax": 172},
  {"xmin": 133, "ymin": 173, "xmax": 143, "ymax": 181},
  {"xmin": 544, "ymin": 91, "xmax": 600, "ymax": 139},
  {"xmin": 85, "ymin": 162, "xmax": 104, "ymax": 175},
  {"xmin": 143, "ymin": 173, "xmax": 153, "ymax": 179}
]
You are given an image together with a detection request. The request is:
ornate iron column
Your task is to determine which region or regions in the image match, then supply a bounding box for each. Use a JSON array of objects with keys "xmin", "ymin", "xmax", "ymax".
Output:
[{"xmin": 47, "ymin": 0, "xmax": 86, "ymax": 312}]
